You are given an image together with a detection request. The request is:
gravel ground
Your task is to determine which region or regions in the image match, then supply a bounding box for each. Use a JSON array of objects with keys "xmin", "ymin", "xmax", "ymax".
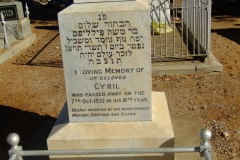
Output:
[{"xmin": 153, "ymin": 73, "xmax": 240, "ymax": 159}]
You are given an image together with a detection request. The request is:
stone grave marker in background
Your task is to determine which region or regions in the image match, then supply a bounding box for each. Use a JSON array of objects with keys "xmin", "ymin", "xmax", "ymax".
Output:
[
  {"xmin": 0, "ymin": 1, "xmax": 36, "ymax": 61},
  {"xmin": 149, "ymin": 0, "xmax": 171, "ymax": 25},
  {"xmin": 0, "ymin": 1, "xmax": 24, "ymax": 20},
  {"xmin": 47, "ymin": 0, "xmax": 174, "ymax": 159},
  {"xmin": 0, "ymin": 1, "xmax": 32, "ymax": 40}
]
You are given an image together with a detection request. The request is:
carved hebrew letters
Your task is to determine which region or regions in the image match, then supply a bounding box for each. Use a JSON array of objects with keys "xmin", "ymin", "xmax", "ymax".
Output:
[{"xmin": 65, "ymin": 13, "xmax": 145, "ymax": 65}]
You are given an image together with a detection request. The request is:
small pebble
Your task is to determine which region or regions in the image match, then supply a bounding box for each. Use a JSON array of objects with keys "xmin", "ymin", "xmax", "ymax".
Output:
[
  {"xmin": 201, "ymin": 106, "xmax": 207, "ymax": 109},
  {"xmin": 223, "ymin": 132, "xmax": 230, "ymax": 137}
]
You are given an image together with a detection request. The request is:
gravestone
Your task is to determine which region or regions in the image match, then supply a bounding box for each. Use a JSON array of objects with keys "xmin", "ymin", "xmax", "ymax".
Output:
[
  {"xmin": 47, "ymin": 0, "xmax": 174, "ymax": 159},
  {"xmin": 149, "ymin": 0, "xmax": 171, "ymax": 25},
  {"xmin": 60, "ymin": 1, "xmax": 151, "ymax": 123},
  {"xmin": 0, "ymin": 1, "xmax": 32, "ymax": 40},
  {"xmin": 0, "ymin": 1, "xmax": 24, "ymax": 20}
]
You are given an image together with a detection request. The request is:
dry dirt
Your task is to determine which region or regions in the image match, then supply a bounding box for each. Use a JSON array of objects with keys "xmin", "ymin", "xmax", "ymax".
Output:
[{"xmin": 0, "ymin": 1, "xmax": 240, "ymax": 160}]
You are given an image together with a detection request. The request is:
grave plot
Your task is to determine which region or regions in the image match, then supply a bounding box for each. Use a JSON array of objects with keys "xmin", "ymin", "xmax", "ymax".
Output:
[{"xmin": 150, "ymin": 0, "xmax": 210, "ymax": 62}]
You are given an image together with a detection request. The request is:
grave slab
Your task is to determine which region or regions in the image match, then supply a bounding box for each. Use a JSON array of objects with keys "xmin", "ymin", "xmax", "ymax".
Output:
[
  {"xmin": 0, "ymin": 33, "xmax": 36, "ymax": 64},
  {"xmin": 29, "ymin": 118, "xmax": 217, "ymax": 160},
  {"xmin": 47, "ymin": 92, "xmax": 174, "ymax": 160}
]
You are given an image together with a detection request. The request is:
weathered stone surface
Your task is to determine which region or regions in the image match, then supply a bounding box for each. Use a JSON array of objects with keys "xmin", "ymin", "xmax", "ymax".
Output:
[
  {"xmin": 47, "ymin": 92, "xmax": 174, "ymax": 160},
  {"xmin": 58, "ymin": 1, "xmax": 152, "ymax": 122},
  {"xmin": 149, "ymin": 0, "xmax": 171, "ymax": 24},
  {"xmin": 0, "ymin": 1, "xmax": 24, "ymax": 20},
  {"xmin": 0, "ymin": 2, "xmax": 32, "ymax": 40}
]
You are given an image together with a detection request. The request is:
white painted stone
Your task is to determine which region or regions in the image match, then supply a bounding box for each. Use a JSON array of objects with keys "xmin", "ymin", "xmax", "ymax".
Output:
[
  {"xmin": 0, "ymin": 2, "xmax": 24, "ymax": 20},
  {"xmin": 58, "ymin": 1, "xmax": 152, "ymax": 122},
  {"xmin": 47, "ymin": 92, "xmax": 174, "ymax": 160},
  {"xmin": 0, "ymin": 2, "xmax": 32, "ymax": 40},
  {"xmin": 74, "ymin": 0, "xmax": 171, "ymax": 25},
  {"xmin": 149, "ymin": 0, "xmax": 171, "ymax": 25}
]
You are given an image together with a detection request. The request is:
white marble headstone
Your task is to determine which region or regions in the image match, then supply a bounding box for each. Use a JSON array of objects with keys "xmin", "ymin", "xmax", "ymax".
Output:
[{"xmin": 58, "ymin": 0, "xmax": 152, "ymax": 122}]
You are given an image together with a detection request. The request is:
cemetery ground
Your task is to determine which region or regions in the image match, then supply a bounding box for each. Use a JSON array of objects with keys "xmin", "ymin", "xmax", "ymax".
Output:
[{"xmin": 0, "ymin": 1, "xmax": 240, "ymax": 160}]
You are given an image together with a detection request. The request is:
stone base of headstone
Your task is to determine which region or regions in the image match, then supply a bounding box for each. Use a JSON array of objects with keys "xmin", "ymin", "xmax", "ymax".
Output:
[
  {"xmin": 0, "ymin": 33, "xmax": 36, "ymax": 64},
  {"xmin": 47, "ymin": 92, "xmax": 174, "ymax": 160},
  {"xmin": 18, "ymin": 17, "xmax": 33, "ymax": 39},
  {"xmin": 0, "ymin": 33, "xmax": 17, "ymax": 49},
  {"xmin": 1, "ymin": 17, "xmax": 33, "ymax": 40}
]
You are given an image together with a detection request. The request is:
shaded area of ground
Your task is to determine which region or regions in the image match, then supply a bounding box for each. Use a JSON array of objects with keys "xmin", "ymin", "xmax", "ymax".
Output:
[
  {"xmin": 212, "ymin": 0, "xmax": 240, "ymax": 17},
  {"xmin": 211, "ymin": 28, "xmax": 240, "ymax": 45},
  {"xmin": 0, "ymin": 105, "xmax": 56, "ymax": 159}
]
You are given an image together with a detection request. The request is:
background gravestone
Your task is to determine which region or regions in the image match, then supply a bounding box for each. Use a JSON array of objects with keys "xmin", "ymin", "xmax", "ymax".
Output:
[
  {"xmin": 0, "ymin": 1, "xmax": 24, "ymax": 20},
  {"xmin": 0, "ymin": 1, "xmax": 32, "ymax": 40},
  {"xmin": 149, "ymin": 0, "xmax": 171, "ymax": 25}
]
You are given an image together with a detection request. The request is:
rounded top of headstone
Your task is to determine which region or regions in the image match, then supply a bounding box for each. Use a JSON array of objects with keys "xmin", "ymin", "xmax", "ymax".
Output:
[
  {"xmin": 200, "ymin": 128, "xmax": 212, "ymax": 143},
  {"xmin": 7, "ymin": 133, "xmax": 20, "ymax": 148}
]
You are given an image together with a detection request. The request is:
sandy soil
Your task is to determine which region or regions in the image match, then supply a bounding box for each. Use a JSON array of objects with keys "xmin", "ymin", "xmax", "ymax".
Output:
[{"xmin": 0, "ymin": 1, "xmax": 240, "ymax": 160}]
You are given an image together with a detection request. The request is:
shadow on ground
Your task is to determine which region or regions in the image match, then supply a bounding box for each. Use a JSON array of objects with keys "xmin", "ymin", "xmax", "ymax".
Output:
[
  {"xmin": 0, "ymin": 105, "xmax": 56, "ymax": 160},
  {"xmin": 17, "ymin": 0, "xmax": 72, "ymax": 22},
  {"xmin": 13, "ymin": 31, "xmax": 63, "ymax": 68},
  {"xmin": 211, "ymin": 28, "xmax": 240, "ymax": 45},
  {"xmin": 34, "ymin": 26, "xmax": 59, "ymax": 30},
  {"xmin": 212, "ymin": 0, "xmax": 240, "ymax": 17}
]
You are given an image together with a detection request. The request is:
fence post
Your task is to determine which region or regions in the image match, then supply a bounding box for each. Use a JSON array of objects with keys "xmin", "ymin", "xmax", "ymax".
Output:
[
  {"xmin": 206, "ymin": 0, "xmax": 212, "ymax": 57},
  {"xmin": 200, "ymin": 128, "xmax": 212, "ymax": 160},
  {"xmin": 25, "ymin": 3, "xmax": 30, "ymax": 18},
  {"xmin": 0, "ymin": 12, "xmax": 10, "ymax": 49},
  {"xmin": 7, "ymin": 133, "xmax": 23, "ymax": 160}
]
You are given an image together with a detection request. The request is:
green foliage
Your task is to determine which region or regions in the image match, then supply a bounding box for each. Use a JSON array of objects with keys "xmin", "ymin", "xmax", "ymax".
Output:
[
  {"xmin": 150, "ymin": 20, "xmax": 159, "ymax": 29},
  {"xmin": 150, "ymin": 20, "xmax": 166, "ymax": 29},
  {"xmin": 159, "ymin": 22, "xmax": 166, "ymax": 29}
]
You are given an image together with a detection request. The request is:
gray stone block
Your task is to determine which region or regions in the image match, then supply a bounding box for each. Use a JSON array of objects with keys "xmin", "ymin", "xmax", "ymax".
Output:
[
  {"xmin": 0, "ymin": 17, "xmax": 32, "ymax": 40},
  {"xmin": 0, "ymin": 1, "xmax": 24, "ymax": 20},
  {"xmin": 0, "ymin": 2, "xmax": 32, "ymax": 40},
  {"xmin": 0, "ymin": 33, "xmax": 17, "ymax": 49},
  {"xmin": 0, "ymin": 33, "xmax": 36, "ymax": 64}
]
